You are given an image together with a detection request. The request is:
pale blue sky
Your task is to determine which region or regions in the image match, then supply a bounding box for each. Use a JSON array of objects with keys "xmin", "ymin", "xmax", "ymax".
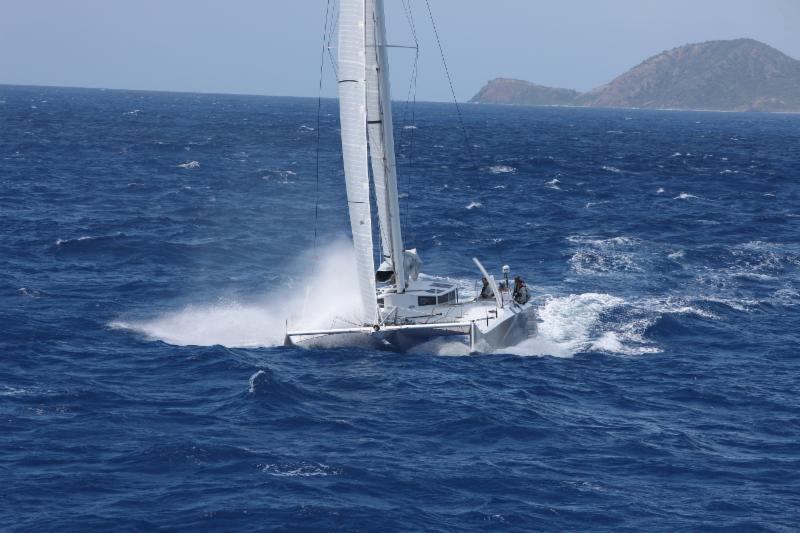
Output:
[{"xmin": 1, "ymin": 0, "xmax": 797, "ymax": 101}]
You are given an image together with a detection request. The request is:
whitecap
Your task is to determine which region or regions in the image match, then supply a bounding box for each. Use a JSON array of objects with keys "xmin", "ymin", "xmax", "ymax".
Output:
[
  {"xmin": 18, "ymin": 287, "xmax": 41, "ymax": 298},
  {"xmin": 656, "ymin": 187, "xmax": 665, "ymax": 194},
  {"xmin": 55, "ymin": 235, "xmax": 94, "ymax": 246},
  {"xmin": 545, "ymin": 178, "xmax": 561, "ymax": 190},
  {"xmin": 248, "ymin": 370, "xmax": 265, "ymax": 393},
  {"xmin": 488, "ymin": 165, "xmax": 516, "ymax": 174},
  {"xmin": 674, "ymin": 193, "xmax": 698, "ymax": 200},
  {"xmin": 402, "ymin": 125, "xmax": 417, "ymax": 130},
  {"xmin": 465, "ymin": 201, "xmax": 482, "ymax": 210},
  {"xmin": 566, "ymin": 235, "xmax": 640, "ymax": 247},
  {"xmin": 667, "ymin": 250, "xmax": 685, "ymax": 260},
  {"xmin": 177, "ymin": 160, "xmax": 200, "ymax": 169},
  {"xmin": 259, "ymin": 461, "xmax": 342, "ymax": 477},
  {"xmin": 602, "ymin": 165, "xmax": 621, "ymax": 173},
  {"xmin": 260, "ymin": 169, "xmax": 297, "ymax": 184},
  {"xmin": 670, "ymin": 152, "xmax": 682, "ymax": 157},
  {"xmin": 1, "ymin": 386, "xmax": 31, "ymax": 397}
]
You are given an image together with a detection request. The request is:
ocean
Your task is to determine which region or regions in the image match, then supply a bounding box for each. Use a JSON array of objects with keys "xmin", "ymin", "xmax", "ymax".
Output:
[{"xmin": 2, "ymin": 84, "xmax": 799, "ymax": 531}]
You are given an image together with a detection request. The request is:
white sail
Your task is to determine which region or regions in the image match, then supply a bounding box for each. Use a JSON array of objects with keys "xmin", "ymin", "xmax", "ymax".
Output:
[
  {"xmin": 365, "ymin": 0, "xmax": 406, "ymax": 291},
  {"xmin": 338, "ymin": 0, "xmax": 378, "ymax": 324}
]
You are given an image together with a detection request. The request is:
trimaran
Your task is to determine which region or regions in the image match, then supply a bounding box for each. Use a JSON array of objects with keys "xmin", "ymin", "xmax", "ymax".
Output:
[{"xmin": 285, "ymin": 0, "xmax": 536, "ymax": 352}]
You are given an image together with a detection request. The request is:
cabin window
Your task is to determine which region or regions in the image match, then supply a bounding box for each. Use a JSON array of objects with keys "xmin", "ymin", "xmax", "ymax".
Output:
[
  {"xmin": 437, "ymin": 290, "xmax": 455, "ymax": 304},
  {"xmin": 418, "ymin": 295, "xmax": 436, "ymax": 306},
  {"xmin": 377, "ymin": 298, "xmax": 384, "ymax": 308}
]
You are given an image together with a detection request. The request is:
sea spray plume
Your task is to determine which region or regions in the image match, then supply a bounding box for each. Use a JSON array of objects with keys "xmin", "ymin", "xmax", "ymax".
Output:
[{"xmin": 111, "ymin": 241, "xmax": 364, "ymax": 347}]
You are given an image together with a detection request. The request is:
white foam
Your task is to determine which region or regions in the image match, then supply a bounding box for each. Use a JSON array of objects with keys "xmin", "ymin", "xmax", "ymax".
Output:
[
  {"xmin": 567, "ymin": 235, "xmax": 640, "ymax": 247},
  {"xmin": 601, "ymin": 165, "xmax": 621, "ymax": 173},
  {"xmin": 466, "ymin": 201, "xmax": 482, "ymax": 210},
  {"xmin": 55, "ymin": 235, "xmax": 95, "ymax": 245},
  {"xmin": 0, "ymin": 386, "xmax": 31, "ymax": 397},
  {"xmin": 111, "ymin": 242, "xmax": 365, "ymax": 348},
  {"xmin": 656, "ymin": 187, "xmax": 665, "ymax": 194},
  {"xmin": 248, "ymin": 370, "xmax": 265, "ymax": 393},
  {"xmin": 177, "ymin": 160, "xmax": 200, "ymax": 169},
  {"xmin": 545, "ymin": 178, "xmax": 561, "ymax": 190},
  {"xmin": 507, "ymin": 293, "xmax": 627, "ymax": 357},
  {"xmin": 261, "ymin": 169, "xmax": 297, "ymax": 184},
  {"xmin": 488, "ymin": 165, "xmax": 516, "ymax": 174},
  {"xmin": 674, "ymin": 192, "xmax": 698, "ymax": 200},
  {"xmin": 259, "ymin": 461, "xmax": 341, "ymax": 477}
]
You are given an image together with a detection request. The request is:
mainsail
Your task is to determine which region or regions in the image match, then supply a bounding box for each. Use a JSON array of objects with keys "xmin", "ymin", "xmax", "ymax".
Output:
[
  {"xmin": 365, "ymin": 0, "xmax": 406, "ymax": 291},
  {"xmin": 338, "ymin": 0, "xmax": 378, "ymax": 324}
]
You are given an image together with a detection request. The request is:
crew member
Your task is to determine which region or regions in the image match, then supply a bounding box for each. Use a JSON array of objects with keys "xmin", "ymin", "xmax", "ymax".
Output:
[
  {"xmin": 479, "ymin": 277, "xmax": 494, "ymax": 299},
  {"xmin": 512, "ymin": 276, "xmax": 530, "ymax": 305}
]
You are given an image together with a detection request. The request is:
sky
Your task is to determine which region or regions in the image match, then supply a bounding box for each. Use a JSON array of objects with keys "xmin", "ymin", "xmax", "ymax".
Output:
[{"xmin": 1, "ymin": 0, "xmax": 798, "ymax": 102}]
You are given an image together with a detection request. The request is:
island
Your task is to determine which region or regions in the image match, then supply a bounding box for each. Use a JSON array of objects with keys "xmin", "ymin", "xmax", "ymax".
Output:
[{"xmin": 470, "ymin": 39, "xmax": 800, "ymax": 112}]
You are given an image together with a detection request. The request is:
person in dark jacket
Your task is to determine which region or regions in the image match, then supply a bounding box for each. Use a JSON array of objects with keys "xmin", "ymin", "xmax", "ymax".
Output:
[
  {"xmin": 512, "ymin": 276, "xmax": 529, "ymax": 305},
  {"xmin": 479, "ymin": 277, "xmax": 494, "ymax": 299}
]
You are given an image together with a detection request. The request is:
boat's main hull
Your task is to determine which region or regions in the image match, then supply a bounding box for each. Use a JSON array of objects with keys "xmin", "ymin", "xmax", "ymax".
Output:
[{"xmin": 286, "ymin": 303, "xmax": 537, "ymax": 354}]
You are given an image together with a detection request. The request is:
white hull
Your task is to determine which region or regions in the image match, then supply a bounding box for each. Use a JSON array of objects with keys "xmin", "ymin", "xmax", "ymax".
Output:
[{"xmin": 285, "ymin": 289, "xmax": 537, "ymax": 354}]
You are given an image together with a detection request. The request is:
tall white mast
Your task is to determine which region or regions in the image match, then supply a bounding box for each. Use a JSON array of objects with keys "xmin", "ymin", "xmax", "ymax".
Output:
[
  {"xmin": 338, "ymin": 0, "xmax": 378, "ymax": 324},
  {"xmin": 365, "ymin": 0, "xmax": 406, "ymax": 291}
]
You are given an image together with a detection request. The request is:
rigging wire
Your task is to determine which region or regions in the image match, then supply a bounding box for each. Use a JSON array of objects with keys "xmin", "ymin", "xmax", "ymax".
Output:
[
  {"xmin": 423, "ymin": 0, "xmax": 471, "ymax": 152},
  {"xmin": 326, "ymin": 1, "xmax": 339, "ymax": 80},
  {"xmin": 421, "ymin": 0, "xmax": 504, "ymax": 269},
  {"xmin": 313, "ymin": 0, "xmax": 336, "ymax": 271},
  {"xmin": 399, "ymin": 0, "xmax": 419, "ymax": 247}
]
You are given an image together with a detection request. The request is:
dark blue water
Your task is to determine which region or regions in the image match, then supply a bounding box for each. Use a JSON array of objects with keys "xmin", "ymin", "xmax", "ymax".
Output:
[{"xmin": 2, "ymin": 84, "xmax": 799, "ymax": 531}]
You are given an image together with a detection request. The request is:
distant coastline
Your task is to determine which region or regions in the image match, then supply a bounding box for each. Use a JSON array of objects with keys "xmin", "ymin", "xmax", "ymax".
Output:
[{"xmin": 471, "ymin": 39, "xmax": 800, "ymax": 113}]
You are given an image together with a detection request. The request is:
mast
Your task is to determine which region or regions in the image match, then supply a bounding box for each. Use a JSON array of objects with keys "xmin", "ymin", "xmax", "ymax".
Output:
[
  {"xmin": 365, "ymin": 0, "xmax": 406, "ymax": 291},
  {"xmin": 338, "ymin": 0, "xmax": 378, "ymax": 324}
]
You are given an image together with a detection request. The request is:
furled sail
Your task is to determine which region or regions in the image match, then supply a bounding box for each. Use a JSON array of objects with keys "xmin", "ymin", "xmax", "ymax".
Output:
[
  {"xmin": 365, "ymin": 0, "xmax": 406, "ymax": 291},
  {"xmin": 338, "ymin": 0, "xmax": 378, "ymax": 324}
]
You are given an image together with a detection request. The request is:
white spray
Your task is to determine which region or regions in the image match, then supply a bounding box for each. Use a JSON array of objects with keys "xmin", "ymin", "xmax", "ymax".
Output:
[{"xmin": 111, "ymin": 241, "xmax": 364, "ymax": 347}]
